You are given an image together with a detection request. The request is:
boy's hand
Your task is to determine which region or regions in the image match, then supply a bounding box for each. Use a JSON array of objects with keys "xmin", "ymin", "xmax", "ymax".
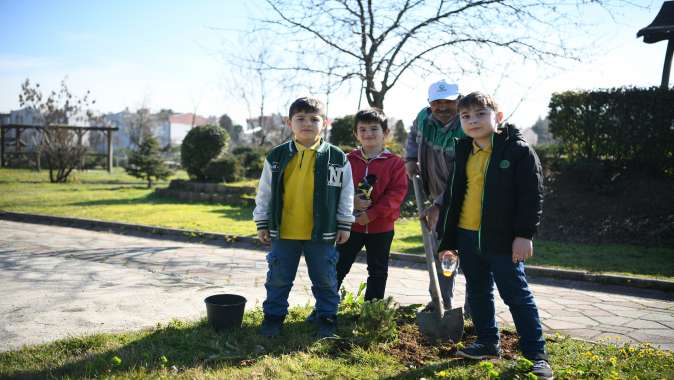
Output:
[
  {"xmin": 335, "ymin": 230, "xmax": 350, "ymax": 244},
  {"xmin": 355, "ymin": 212, "xmax": 370, "ymax": 226},
  {"xmin": 257, "ymin": 229, "xmax": 271, "ymax": 244},
  {"xmin": 512, "ymin": 237, "xmax": 533, "ymax": 263},
  {"xmin": 354, "ymin": 195, "xmax": 371, "ymax": 211}
]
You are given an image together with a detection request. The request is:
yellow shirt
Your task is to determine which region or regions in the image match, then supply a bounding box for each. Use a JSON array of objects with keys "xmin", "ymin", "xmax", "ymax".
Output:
[
  {"xmin": 458, "ymin": 141, "xmax": 492, "ymax": 231},
  {"xmin": 280, "ymin": 139, "xmax": 320, "ymax": 239}
]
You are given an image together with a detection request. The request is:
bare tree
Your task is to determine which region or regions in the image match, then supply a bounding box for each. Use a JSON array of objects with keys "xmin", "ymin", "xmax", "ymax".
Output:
[
  {"xmin": 18, "ymin": 78, "xmax": 95, "ymax": 183},
  {"xmin": 254, "ymin": 0, "xmax": 628, "ymax": 109},
  {"xmin": 125, "ymin": 107, "xmax": 156, "ymax": 148}
]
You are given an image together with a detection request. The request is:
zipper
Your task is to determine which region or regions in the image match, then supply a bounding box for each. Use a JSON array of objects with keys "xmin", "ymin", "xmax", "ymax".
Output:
[
  {"xmin": 360, "ymin": 148, "xmax": 384, "ymax": 234},
  {"xmin": 477, "ymin": 134, "xmax": 494, "ymax": 252}
]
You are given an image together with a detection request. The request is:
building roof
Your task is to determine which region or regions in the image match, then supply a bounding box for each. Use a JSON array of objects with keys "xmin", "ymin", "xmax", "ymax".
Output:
[{"xmin": 169, "ymin": 113, "xmax": 210, "ymax": 126}]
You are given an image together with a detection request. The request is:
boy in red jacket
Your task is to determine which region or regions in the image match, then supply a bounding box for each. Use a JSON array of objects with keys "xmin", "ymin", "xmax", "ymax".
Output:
[{"xmin": 336, "ymin": 108, "xmax": 408, "ymax": 301}]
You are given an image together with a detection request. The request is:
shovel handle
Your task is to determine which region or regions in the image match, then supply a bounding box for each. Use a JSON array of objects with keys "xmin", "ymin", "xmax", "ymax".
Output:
[{"xmin": 411, "ymin": 175, "xmax": 445, "ymax": 320}]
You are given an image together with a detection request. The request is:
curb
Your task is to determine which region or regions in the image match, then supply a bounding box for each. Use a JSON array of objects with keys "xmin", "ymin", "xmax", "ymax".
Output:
[{"xmin": 1, "ymin": 210, "xmax": 673, "ymax": 293}]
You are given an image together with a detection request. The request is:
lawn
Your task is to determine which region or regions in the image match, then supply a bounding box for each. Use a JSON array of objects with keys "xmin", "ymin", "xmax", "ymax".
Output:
[
  {"xmin": 1, "ymin": 305, "xmax": 672, "ymax": 380},
  {"xmin": 1, "ymin": 168, "xmax": 673, "ymax": 280}
]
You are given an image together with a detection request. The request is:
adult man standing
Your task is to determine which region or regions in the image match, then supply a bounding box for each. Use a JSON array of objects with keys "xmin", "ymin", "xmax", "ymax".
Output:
[{"xmin": 405, "ymin": 80, "xmax": 466, "ymax": 312}]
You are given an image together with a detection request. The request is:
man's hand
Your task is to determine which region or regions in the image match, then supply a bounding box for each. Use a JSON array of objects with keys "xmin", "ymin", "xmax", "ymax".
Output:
[
  {"xmin": 355, "ymin": 212, "xmax": 370, "ymax": 226},
  {"xmin": 257, "ymin": 229, "xmax": 271, "ymax": 244},
  {"xmin": 405, "ymin": 160, "xmax": 419, "ymax": 179},
  {"xmin": 354, "ymin": 195, "xmax": 371, "ymax": 211},
  {"xmin": 420, "ymin": 204, "xmax": 440, "ymax": 230},
  {"xmin": 336, "ymin": 230, "xmax": 350, "ymax": 244},
  {"xmin": 512, "ymin": 237, "xmax": 533, "ymax": 263}
]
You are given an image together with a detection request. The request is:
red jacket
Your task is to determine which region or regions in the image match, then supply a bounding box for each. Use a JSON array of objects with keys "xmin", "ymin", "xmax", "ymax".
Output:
[{"xmin": 347, "ymin": 148, "xmax": 408, "ymax": 233}]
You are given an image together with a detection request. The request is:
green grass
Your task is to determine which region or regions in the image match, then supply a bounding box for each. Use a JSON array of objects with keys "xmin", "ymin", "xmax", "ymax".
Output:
[
  {"xmin": 1, "ymin": 306, "xmax": 672, "ymax": 380},
  {"xmin": 1, "ymin": 168, "xmax": 673, "ymax": 280}
]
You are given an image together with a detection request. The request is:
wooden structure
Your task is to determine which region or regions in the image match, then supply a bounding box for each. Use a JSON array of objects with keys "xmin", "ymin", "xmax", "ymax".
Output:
[
  {"xmin": 0, "ymin": 124, "xmax": 118, "ymax": 172},
  {"xmin": 638, "ymin": 1, "xmax": 674, "ymax": 89}
]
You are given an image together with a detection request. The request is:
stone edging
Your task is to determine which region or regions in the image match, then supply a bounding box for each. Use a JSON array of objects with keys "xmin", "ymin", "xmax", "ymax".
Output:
[{"xmin": 1, "ymin": 210, "xmax": 673, "ymax": 293}]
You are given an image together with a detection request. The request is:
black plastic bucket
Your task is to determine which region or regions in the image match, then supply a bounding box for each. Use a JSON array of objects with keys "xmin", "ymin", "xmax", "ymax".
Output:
[{"xmin": 204, "ymin": 294, "xmax": 247, "ymax": 331}]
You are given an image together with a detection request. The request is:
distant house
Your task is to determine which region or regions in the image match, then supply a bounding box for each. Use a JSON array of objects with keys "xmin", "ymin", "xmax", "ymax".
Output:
[
  {"xmin": 244, "ymin": 113, "xmax": 290, "ymax": 145},
  {"xmin": 166, "ymin": 113, "xmax": 212, "ymax": 146}
]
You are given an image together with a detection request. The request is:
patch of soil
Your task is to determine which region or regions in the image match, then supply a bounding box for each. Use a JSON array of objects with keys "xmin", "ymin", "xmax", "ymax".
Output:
[
  {"xmin": 385, "ymin": 324, "xmax": 524, "ymax": 366},
  {"xmin": 539, "ymin": 172, "xmax": 674, "ymax": 246}
]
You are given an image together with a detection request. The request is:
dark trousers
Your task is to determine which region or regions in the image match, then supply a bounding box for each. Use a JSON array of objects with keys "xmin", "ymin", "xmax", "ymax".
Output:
[
  {"xmin": 456, "ymin": 228, "xmax": 547, "ymax": 360},
  {"xmin": 336, "ymin": 230, "xmax": 394, "ymax": 301}
]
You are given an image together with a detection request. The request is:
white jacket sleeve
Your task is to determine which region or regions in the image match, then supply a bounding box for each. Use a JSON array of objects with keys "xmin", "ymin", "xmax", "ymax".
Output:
[
  {"xmin": 336, "ymin": 160, "xmax": 355, "ymax": 231},
  {"xmin": 253, "ymin": 159, "xmax": 272, "ymax": 230}
]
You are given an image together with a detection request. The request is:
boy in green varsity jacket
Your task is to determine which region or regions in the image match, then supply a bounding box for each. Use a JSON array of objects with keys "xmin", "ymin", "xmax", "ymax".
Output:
[{"xmin": 253, "ymin": 97, "xmax": 355, "ymax": 338}]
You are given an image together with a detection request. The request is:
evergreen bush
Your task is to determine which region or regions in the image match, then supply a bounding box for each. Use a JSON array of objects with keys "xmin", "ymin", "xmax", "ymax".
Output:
[
  {"xmin": 203, "ymin": 154, "xmax": 243, "ymax": 183},
  {"xmin": 232, "ymin": 146, "xmax": 266, "ymax": 178},
  {"xmin": 180, "ymin": 125, "xmax": 229, "ymax": 181},
  {"xmin": 125, "ymin": 135, "xmax": 174, "ymax": 188}
]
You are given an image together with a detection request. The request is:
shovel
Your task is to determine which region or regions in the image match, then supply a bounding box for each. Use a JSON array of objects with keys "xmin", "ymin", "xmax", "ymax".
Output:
[{"xmin": 412, "ymin": 175, "xmax": 464, "ymax": 343}]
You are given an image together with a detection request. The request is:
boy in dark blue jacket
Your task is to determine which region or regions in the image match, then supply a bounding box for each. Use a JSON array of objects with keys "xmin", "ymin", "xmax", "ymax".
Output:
[{"xmin": 438, "ymin": 92, "xmax": 552, "ymax": 380}]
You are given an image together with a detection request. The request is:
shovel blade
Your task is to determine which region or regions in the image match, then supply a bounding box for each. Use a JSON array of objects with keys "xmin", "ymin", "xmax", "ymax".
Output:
[{"xmin": 416, "ymin": 307, "xmax": 464, "ymax": 343}]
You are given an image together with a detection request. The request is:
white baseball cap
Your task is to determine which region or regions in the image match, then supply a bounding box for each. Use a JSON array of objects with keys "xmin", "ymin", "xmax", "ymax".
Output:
[{"xmin": 428, "ymin": 80, "xmax": 460, "ymax": 102}]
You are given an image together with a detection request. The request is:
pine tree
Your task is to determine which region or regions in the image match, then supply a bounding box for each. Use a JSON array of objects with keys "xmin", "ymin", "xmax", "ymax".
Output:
[{"xmin": 125, "ymin": 134, "xmax": 174, "ymax": 188}]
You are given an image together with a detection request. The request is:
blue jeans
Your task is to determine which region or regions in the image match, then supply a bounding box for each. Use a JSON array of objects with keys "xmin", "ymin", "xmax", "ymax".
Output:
[
  {"xmin": 457, "ymin": 228, "xmax": 547, "ymax": 360},
  {"xmin": 263, "ymin": 239, "xmax": 340, "ymax": 318}
]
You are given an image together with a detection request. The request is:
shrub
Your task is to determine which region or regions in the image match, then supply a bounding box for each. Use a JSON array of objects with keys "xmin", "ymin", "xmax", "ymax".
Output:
[
  {"xmin": 548, "ymin": 87, "xmax": 674, "ymax": 177},
  {"xmin": 232, "ymin": 145, "xmax": 266, "ymax": 178},
  {"xmin": 203, "ymin": 154, "xmax": 243, "ymax": 183},
  {"xmin": 329, "ymin": 115, "xmax": 357, "ymax": 147},
  {"xmin": 181, "ymin": 125, "xmax": 229, "ymax": 181},
  {"xmin": 125, "ymin": 135, "xmax": 174, "ymax": 188},
  {"xmin": 352, "ymin": 297, "xmax": 399, "ymax": 347}
]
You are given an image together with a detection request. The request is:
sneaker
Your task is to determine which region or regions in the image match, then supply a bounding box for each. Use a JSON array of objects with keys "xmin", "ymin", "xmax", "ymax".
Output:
[
  {"xmin": 260, "ymin": 314, "xmax": 285, "ymax": 337},
  {"xmin": 305, "ymin": 310, "xmax": 317, "ymax": 323},
  {"xmin": 531, "ymin": 360, "xmax": 554, "ymax": 380},
  {"xmin": 455, "ymin": 342, "xmax": 501, "ymax": 360},
  {"xmin": 317, "ymin": 316, "xmax": 337, "ymax": 338}
]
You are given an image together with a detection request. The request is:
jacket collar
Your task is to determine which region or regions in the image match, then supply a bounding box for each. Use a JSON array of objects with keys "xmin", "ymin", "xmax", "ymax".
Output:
[
  {"xmin": 288, "ymin": 138, "xmax": 327, "ymax": 153},
  {"xmin": 350, "ymin": 147, "xmax": 393, "ymax": 162}
]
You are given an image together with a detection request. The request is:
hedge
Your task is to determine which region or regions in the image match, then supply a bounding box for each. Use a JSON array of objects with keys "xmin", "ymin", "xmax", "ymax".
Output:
[{"xmin": 548, "ymin": 87, "xmax": 674, "ymax": 176}]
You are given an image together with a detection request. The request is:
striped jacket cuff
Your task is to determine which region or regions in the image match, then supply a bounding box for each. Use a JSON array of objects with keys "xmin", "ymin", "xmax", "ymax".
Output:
[
  {"xmin": 337, "ymin": 221, "xmax": 352, "ymax": 231},
  {"xmin": 255, "ymin": 220, "xmax": 269, "ymax": 231}
]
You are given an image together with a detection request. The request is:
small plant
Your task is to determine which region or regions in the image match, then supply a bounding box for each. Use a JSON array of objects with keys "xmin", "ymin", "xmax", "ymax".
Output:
[
  {"xmin": 339, "ymin": 282, "xmax": 366, "ymax": 317},
  {"xmin": 478, "ymin": 360, "xmax": 500, "ymax": 379},
  {"xmin": 111, "ymin": 355, "xmax": 122, "ymax": 366},
  {"xmin": 352, "ymin": 297, "xmax": 398, "ymax": 347}
]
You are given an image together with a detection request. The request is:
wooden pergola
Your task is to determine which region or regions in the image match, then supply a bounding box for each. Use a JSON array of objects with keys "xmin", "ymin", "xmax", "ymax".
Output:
[{"xmin": 0, "ymin": 124, "xmax": 119, "ymax": 172}]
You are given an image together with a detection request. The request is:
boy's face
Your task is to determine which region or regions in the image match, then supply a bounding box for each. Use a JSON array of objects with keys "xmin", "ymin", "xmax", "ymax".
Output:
[
  {"xmin": 354, "ymin": 121, "xmax": 387, "ymax": 152},
  {"xmin": 288, "ymin": 111, "xmax": 326, "ymax": 146},
  {"xmin": 429, "ymin": 99, "xmax": 458, "ymax": 124},
  {"xmin": 459, "ymin": 106, "xmax": 503, "ymax": 142}
]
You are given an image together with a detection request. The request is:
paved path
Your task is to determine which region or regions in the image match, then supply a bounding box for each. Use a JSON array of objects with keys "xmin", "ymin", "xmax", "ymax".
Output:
[{"xmin": 1, "ymin": 220, "xmax": 672, "ymax": 353}]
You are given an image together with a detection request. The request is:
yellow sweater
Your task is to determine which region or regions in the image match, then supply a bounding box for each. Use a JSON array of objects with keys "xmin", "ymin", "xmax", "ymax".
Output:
[
  {"xmin": 458, "ymin": 141, "xmax": 492, "ymax": 231},
  {"xmin": 280, "ymin": 139, "xmax": 320, "ymax": 239}
]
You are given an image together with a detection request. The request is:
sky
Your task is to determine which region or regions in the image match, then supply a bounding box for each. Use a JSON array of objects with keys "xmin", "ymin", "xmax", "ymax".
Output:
[{"xmin": 0, "ymin": 0, "xmax": 669, "ymax": 129}]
